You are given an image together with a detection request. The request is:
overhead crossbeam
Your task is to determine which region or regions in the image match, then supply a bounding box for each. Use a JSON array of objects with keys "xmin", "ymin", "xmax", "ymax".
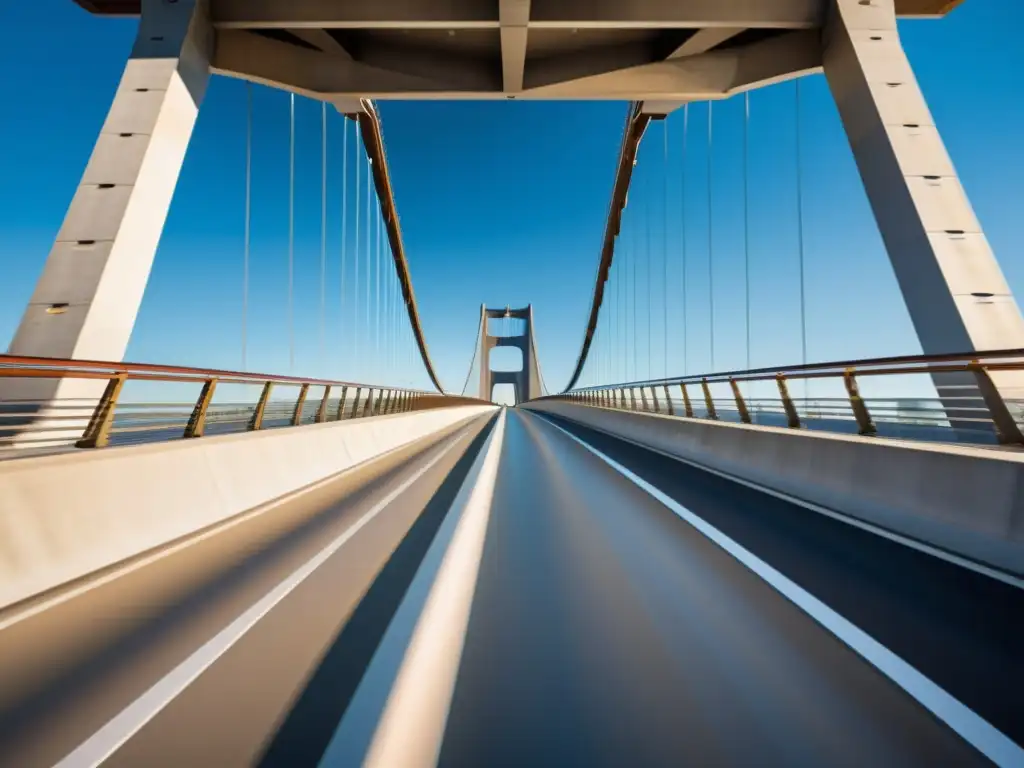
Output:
[
  {"xmin": 212, "ymin": 26, "xmax": 820, "ymax": 101},
  {"xmin": 500, "ymin": 0, "xmax": 530, "ymax": 93},
  {"xmin": 207, "ymin": 0, "xmax": 821, "ymax": 29},
  {"xmin": 74, "ymin": 0, "xmax": 970, "ymax": 18}
]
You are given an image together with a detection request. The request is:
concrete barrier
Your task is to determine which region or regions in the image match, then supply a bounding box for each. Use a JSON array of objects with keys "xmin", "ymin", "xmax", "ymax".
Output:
[
  {"xmin": 0, "ymin": 406, "xmax": 495, "ymax": 611},
  {"xmin": 526, "ymin": 401, "xmax": 1024, "ymax": 577}
]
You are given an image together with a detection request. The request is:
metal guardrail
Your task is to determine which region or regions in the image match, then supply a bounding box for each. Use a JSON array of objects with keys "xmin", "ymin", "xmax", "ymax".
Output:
[
  {"xmin": 543, "ymin": 348, "xmax": 1024, "ymax": 447},
  {"xmin": 0, "ymin": 354, "xmax": 461, "ymax": 452}
]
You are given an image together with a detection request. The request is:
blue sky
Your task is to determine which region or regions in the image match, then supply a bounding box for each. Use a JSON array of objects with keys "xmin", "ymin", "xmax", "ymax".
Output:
[{"xmin": 2, "ymin": 1, "xmax": 1023, "ymax": 401}]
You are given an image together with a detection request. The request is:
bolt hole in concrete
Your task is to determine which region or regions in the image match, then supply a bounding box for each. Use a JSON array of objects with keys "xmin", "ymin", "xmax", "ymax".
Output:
[
  {"xmin": 76, "ymin": 240, "xmax": 96, "ymax": 247},
  {"xmin": 46, "ymin": 304, "xmax": 69, "ymax": 315}
]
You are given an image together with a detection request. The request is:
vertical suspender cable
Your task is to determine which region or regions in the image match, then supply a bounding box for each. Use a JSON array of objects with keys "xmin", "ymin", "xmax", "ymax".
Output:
[
  {"xmin": 681, "ymin": 105, "xmax": 689, "ymax": 376},
  {"xmin": 620, "ymin": 238, "xmax": 625, "ymax": 382},
  {"xmin": 707, "ymin": 101, "xmax": 715, "ymax": 373},
  {"xmin": 340, "ymin": 117, "xmax": 349, "ymax": 376},
  {"xmin": 320, "ymin": 102, "xmax": 327, "ymax": 374},
  {"xmin": 744, "ymin": 92, "xmax": 752, "ymax": 374},
  {"xmin": 796, "ymin": 79, "xmax": 808, "ymax": 373},
  {"xmin": 645, "ymin": 160, "xmax": 653, "ymax": 381},
  {"xmin": 288, "ymin": 92, "xmax": 296, "ymax": 374},
  {"xmin": 383, "ymin": 216, "xmax": 389, "ymax": 380},
  {"xmin": 376, "ymin": 207, "xmax": 382, "ymax": 379},
  {"xmin": 242, "ymin": 83, "xmax": 252, "ymax": 371},
  {"xmin": 365, "ymin": 155, "xmax": 372, "ymax": 358},
  {"xmin": 662, "ymin": 119, "xmax": 669, "ymax": 379},
  {"xmin": 626, "ymin": 189, "xmax": 634, "ymax": 382},
  {"xmin": 354, "ymin": 122, "xmax": 361, "ymax": 375}
]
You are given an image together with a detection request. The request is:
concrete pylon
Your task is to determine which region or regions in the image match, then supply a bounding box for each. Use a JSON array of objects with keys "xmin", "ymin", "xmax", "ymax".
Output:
[
  {"xmin": 823, "ymin": 0, "xmax": 1024, "ymax": 412},
  {"xmin": 0, "ymin": 0, "xmax": 212, "ymax": 443},
  {"xmin": 476, "ymin": 305, "xmax": 545, "ymax": 404}
]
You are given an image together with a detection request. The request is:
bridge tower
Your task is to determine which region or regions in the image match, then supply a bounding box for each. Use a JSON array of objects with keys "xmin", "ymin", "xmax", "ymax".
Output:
[{"xmin": 476, "ymin": 305, "xmax": 544, "ymax": 405}]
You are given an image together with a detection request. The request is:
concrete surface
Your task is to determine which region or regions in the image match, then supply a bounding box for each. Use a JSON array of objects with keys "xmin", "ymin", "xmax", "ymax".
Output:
[
  {"xmin": 525, "ymin": 400, "xmax": 1024, "ymax": 576},
  {"xmin": 0, "ymin": 405, "xmax": 495, "ymax": 612},
  {"xmin": 0, "ymin": 408, "xmax": 1018, "ymax": 765}
]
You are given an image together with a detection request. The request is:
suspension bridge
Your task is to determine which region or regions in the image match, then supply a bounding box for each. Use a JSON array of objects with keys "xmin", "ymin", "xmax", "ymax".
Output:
[{"xmin": 1, "ymin": 0, "xmax": 1023, "ymax": 765}]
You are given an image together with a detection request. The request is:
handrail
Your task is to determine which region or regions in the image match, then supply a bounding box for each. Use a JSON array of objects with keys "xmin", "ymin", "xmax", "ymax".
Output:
[
  {"xmin": 565, "ymin": 347, "xmax": 1024, "ymax": 390},
  {"xmin": 563, "ymin": 101, "xmax": 653, "ymax": 392},
  {"xmin": 0, "ymin": 354, "xmax": 476, "ymax": 452},
  {"xmin": 0, "ymin": 353, "xmax": 432, "ymax": 391},
  {"xmin": 543, "ymin": 347, "xmax": 1024, "ymax": 446},
  {"xmin": 356, "ymin": 101, "xmax": 446, "ymax": 393}
]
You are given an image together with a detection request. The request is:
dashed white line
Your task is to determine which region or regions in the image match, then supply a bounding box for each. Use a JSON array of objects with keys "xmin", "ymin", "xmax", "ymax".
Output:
[{"xmin": 532, "ymin": 412, "xmax": 1024, "ymax": 768}]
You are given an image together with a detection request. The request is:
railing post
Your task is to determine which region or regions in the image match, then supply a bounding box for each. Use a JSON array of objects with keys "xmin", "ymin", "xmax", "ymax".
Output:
[
  {"xmin": 184, "ymin": 378, "xmax": 218, "ymax": 438},
  {"xmin": 316, "ymin": 385, "xmax": 332, "ymax": 423},
  {"xmin": 336, "ymin": 386, "xmax": 349, "ymax": 420},
  {"xmin": 651, "ymin": 386, "xmax": 660, "ymax": 413},
  {"xmin": 663, "ymin": 385, "xmax": 674, "ymax": 415},
  {"xmin": 680, "ymin": 383, "xmax": 694, "ymax": 418},
  {"xmin": 249, "ymin": 381, "xmax": 273, "ymax": 431},
  {"xmin": 362, "ymin": 388, "xmax": 375, "ymax": 417},
  {"xmin": 701, "ymin": 379, "xmax": 718, "ymax": 420},
  {"xmin": 382, "ymin": 389, "xmax": 393, "ymax": 414},
  {"xmin": 292, "ymin": 383, "xmax": 311, "ymax": 426},
  {"xmin": 75, "ymin": 374, "xmax": 126, "ymax": 449},
  {"xmin": 350, "ymin": 387, "xmax": 363, "ymax": 418},
  {"xmin": 729, "ymin": 378, "xmax": 752, "ymax": 424},
  {"xmin": 969, "ymin": 361, "xmax": 1024, "ymax": 444},
  {"xmin": 843, "ymin": 368, "xmax": 876, "ymax": 436},
  {"xmin": 639, "ymin": 387, "xmax": 649, "ymax": 412},
  {"xmin": 629, "ymin": 388, "xmax": 638, "ymax": 411},
  {"xmin": 776, "ymin": 374, "xmax": 801, "ymax": 429},
  {"xmin": 372, "ymin": 389, "xmax": 385, "ymax": 416}
]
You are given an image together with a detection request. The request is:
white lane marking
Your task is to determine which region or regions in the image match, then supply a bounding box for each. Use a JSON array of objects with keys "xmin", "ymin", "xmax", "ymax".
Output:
[
  {"xmin": 0, "ymin": 422, "xmax": 478, "ymax": 633},
  {"xmin": 318, "ymin": 411, "xmax": 505, "ymax": 768},
  {"xmin": 363, "ymin": 410, "xmax": 504, "ymax": 768},
  {"xmin": 531, "ymin": 412, "xmax": 1024, "ymax": 768},
  {"xmin": 51, "ymin": 431, "xmax": 469, "ymax": 768},
  {"xmin": 530, "ymin": 411, "xmax": 1024, "ymax": 590}
]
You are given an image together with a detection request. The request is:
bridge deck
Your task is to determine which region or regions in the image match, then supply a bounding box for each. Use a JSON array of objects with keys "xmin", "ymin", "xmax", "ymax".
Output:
[{"xmin": 0, "ymin": 408, "xmax": 1018, "ymax": 765}]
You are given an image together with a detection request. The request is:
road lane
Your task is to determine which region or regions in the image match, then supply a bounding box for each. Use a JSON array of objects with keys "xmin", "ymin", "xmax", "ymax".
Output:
[
  {"xmin": 439, "ymin": 409, "xmax": 988, "ymax": 766},
  {"xmin": 535, "ymin": 408, "xmax": 1024, "ymax": 750},
  {"xmin": 0, "ymin": 412, "xmax": 494, "ymax": 768}
]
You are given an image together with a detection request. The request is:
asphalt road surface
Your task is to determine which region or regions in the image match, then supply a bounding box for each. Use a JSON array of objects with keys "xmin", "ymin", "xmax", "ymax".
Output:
[{"xmin": 0, "ymin": 407, "xmax": 1019, "ymax": 767}]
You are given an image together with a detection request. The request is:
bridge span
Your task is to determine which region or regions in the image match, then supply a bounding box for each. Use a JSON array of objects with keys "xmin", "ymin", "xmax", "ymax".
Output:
[
  {"xmin": 1, "ymin": 406, "xmax": 1021, "ymax": 766},
  {"xmin": 2, "ymin": 0, "xmax": 1024, "ymax": 765}
]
